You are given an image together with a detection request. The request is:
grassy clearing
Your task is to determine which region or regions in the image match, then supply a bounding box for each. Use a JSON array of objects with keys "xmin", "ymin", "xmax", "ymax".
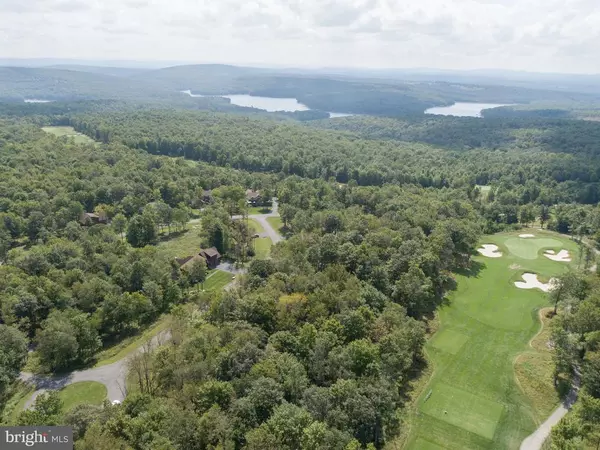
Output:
[
  {"xmin": 267, "ymin": 216, "xmax": 284, "ymax": 234},
  {"xmin": 42, "ymin": 126, "xmax": 96, "ymax": 145},
  {"xmin": 94, "ymin": 315, "xmax": 171, "ymax": 367},
  {"xmin": 156, "ymin": 228, "xmax": 202, "ymax": 260},
  {"xmin": 203, "ymin": 270, "xmax": 234, "ymax": 291},
  {"xmin": 57, "ymin": 382, "xmax": 106, "ymax": 412},
  {"xmin": 253, "ymin": 237, "xmax": 272, "ymax": 259},
  {"xmin": 407, "ymin": 229, "xmax": 580, "ymax": 450}
]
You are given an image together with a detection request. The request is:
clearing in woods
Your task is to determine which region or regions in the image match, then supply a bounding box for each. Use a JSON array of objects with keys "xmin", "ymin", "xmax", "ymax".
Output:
[
  {"xmin": 42, "ymin": 126, "xmax": 97, "ymax": 145},
  {"xmin": 407, "ymin": 230, "xmax": 581, "ymax": 449}
]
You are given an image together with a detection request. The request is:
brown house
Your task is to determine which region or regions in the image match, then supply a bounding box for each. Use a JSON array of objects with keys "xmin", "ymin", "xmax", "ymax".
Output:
[
  {"xmin": 79, "ymin": 212, "xmax": 108, "ymax": 226},
  {"xmin": 176, "ymin": 247, "xmax": 221, "ymax": 271},
  {"xmin": 246, "ymin": 189, "xmax": 261, "ymax": 206},
  {"xmin": 199, "ymin": 247, "xmax": 221, "ymax": 269}
]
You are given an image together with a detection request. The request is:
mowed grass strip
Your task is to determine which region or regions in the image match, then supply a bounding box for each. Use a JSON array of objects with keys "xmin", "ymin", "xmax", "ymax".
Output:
[
  {"xmin": 413, "ymin": 438, "xmax": 448, "ymax": 450},
  {"xmin": 421, "ymin": 383, "xmax": 503, "ymax": 440},
  {"xmin": 204, "ymin": 270, "xmax": 233, "ymax": 291},
  {"xmin": 267, "ymin": 216, "xmax": 285, "ymax": 235},
  {"xmin": 57, "ymin": 382, "xmax": 107, "ymax": 412},
  {"xmin": 429, "ymin": 329, "xmax": 469, "ymax": 355},
  {"xmin": 253, "ymin": 237, "xmax": 272, "ymax": 259},
  {"xmin": 408, "ymin": 230, "xmax": 581, "ymax": 449}
]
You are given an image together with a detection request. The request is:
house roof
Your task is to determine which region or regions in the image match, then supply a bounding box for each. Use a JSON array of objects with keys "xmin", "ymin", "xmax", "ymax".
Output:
[
  {"xmin": 175, "ymin": 256, "xmax": 195, "ymax": 266},
  {"xmin": 246, "ymin": 189, "xmax": 260, "ymax": 199},
  {"xmin": 200, "ymin": 247, "xmax": 221, "ymax": 258},
  {"xmin": 83, "ymin": 212, "xmax": 100, "ymax": 219},
  {"xmin": 178, "ymin": 254, "xmax": 206, "ymax": 269}
]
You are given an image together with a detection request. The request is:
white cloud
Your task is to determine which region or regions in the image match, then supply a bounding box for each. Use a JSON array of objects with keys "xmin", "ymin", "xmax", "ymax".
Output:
[{"xmin": 1, "ymin": 0, "xmax": 600, "ymax": 72}]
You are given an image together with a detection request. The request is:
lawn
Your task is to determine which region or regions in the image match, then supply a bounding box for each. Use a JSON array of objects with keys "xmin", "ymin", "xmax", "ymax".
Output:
[
  {"xmin": 156, "ymin": 228, "xmax": 202, "ymax": 260},
  {"xmin": 203, "ymin": 270, "xmax": 234, "ymax": 291},
  {"xmin": 42, "ymin": 126, "xmax": 97, "ymax": 145},
  {"xmin": 407, "ymin": 229, "xmax": 581, "ymax": 450},
  {"xmin": 248, "ymin": 206, "xmax": 272, "ymax": 215},
  {"xmin": 267, "ymin": 216, "xmax": 284, "ymax": 234},
  {"xmin": 248, "ymin": 218, "xmax": 265, "ymax": 234},
  {"xmin": 57, "ymin": 382, "xmax": 107, "ymax": 412},
  {"xmin": 253, "ymin": 237, "xmax": 272, "ymax": 259}
]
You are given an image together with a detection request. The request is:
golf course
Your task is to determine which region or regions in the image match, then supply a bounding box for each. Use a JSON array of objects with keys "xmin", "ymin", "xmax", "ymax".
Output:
[{"xmin": 407, "ymin": 230, "xmax": 581, "ymax": 450}]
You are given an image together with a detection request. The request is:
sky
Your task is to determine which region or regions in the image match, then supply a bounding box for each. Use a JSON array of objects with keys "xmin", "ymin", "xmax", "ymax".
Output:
[{"xmin": 1, "ymin": 0, "xmax": 599, "ymax": 73}]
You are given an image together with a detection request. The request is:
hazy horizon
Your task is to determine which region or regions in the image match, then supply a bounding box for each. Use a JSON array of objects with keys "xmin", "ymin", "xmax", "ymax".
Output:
[
  {"xmin": 2, "ymin": 57, "xmax": 600, "ymax": 78},
  {"xmin": 2, "ymin": 0, "xmax": 600, "ymax": 75}
]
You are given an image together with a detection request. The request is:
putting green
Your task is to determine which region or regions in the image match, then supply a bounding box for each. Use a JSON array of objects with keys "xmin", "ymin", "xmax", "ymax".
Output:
[
  {"xmin": 407, "ymin": 230, "xmax": 581, "ymax": 449},
  {"xmin": 503, "ymin": 237, "xmax": 563, "ymax": 260}
]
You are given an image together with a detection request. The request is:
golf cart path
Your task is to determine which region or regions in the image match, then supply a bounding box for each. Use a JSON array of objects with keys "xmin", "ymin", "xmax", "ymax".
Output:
[
  {"xmin": 519, "ymin": 370, "xmax": 580, "ymax": 450},
  {"xmin": 20, "ymin": 330, "xmax": 171, "ymax": 409}
]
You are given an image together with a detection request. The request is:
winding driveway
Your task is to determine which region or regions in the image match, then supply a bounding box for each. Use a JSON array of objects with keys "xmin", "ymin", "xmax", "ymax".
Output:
[{"xmin": 20, "ymin": 331, "xmax": 171, "ymax": 409}]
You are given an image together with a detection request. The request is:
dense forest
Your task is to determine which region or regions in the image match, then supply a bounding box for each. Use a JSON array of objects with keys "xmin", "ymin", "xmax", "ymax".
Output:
[
  {"xmin": 546, "ymin": 271, "xmax": 600, "ymax": 449},
  {"xmin": 2, "ymin": 84, "xmax": 600, "ymax": 448},
  {"xmin": 0, "ymin": 117, "xmax": 484, "ymax": 448},
  {"xmin": 62, "ymin": 109, "xmax": 600, "ymax": 204}
]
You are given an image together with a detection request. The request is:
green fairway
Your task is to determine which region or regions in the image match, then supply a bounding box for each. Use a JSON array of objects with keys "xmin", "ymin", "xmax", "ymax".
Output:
[
  {"xmin": 58, "ymin": 382, "xmax": 107, "ymax": 411},
  {"xmin": 42, "ymin": 126, "xmax": 97, "ymax": 145},
  {"xmin": 408, "ymin": 230, "xmax": 581, "ymax": 449}
]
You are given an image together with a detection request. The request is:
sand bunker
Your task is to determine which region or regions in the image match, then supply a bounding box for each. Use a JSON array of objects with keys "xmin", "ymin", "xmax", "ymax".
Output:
[
  {"xmin": 544, "ymin": 249, "xmax": 571, "ymax": 262},
  {"xmin": 514, "ymin": 273, "xmax": 557, "ymax": 292},
  {"xmin": 477, "ymin": 244, "xmax": 502, "ymax": 258},
  {"xmin": 519, "ymin": 234, "xmax": 535, "ymax": 238}
]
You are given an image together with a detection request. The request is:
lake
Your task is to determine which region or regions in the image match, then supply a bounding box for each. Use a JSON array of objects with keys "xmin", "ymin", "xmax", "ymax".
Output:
[
  {"xmin": 181, "ymin": 90, "xmax": 352, "ymax": 118},
  {"xmin": 24, "ymin": 99, "xmax": 53, "ymax": 103},
  {"xmin": 425, "ymin": 102, "xmax": 510, "ymax": 117}
]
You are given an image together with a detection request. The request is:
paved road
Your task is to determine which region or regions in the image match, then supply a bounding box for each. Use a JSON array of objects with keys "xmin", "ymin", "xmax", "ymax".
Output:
[
  {"xmin": 233, "ymin": 198, "xmax": 283, "ymax": 244},
  {"xmin": 520, "ymin": 371, "xmax": 581, "ymax": 450},
  {"xmin": 20, "ymin": 330, "xmax": 171, "ymax": 409}
]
